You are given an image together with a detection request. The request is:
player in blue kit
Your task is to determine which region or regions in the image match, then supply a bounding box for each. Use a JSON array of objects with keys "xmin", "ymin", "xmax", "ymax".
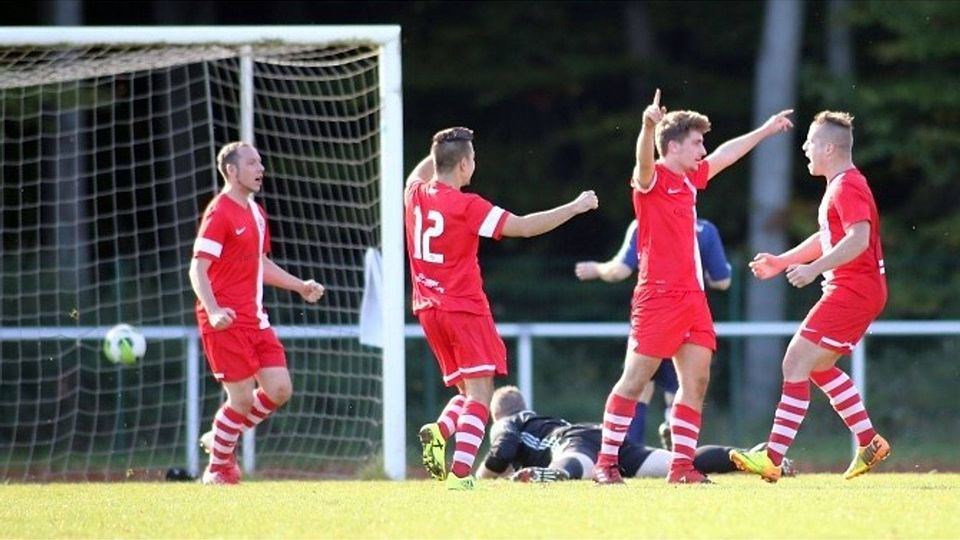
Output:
[{"xmin": 575, "ymin": 218, "xmax": 731, "ymax": 448}]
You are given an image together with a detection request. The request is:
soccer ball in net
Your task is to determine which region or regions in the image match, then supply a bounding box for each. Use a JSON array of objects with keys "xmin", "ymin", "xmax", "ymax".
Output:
[{"xmin": 102, "ymin": 324, "xmax": 146, "ymax": 365}]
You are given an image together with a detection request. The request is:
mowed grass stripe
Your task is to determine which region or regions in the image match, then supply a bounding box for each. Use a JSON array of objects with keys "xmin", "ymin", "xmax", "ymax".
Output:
[{"xmin": 1, "ymin": 474, "xmax": 957, "ymax": 539}]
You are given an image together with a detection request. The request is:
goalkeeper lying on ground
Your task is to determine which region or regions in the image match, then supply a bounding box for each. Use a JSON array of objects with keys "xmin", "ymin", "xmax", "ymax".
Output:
[{"xmin": 477, "ymin": 385, "xmax": 796, "ymax": 482}]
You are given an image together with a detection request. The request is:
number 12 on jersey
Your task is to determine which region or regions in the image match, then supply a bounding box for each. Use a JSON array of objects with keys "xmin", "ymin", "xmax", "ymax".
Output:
[{"xmin": 412, "ymin": 206, "xmax": 444, "ymax": 263}]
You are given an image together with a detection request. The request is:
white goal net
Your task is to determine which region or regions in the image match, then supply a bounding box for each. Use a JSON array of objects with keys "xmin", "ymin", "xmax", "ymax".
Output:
[{"xmin": 0, "ymin": 26, "xmax": 405, "ymax": 481}]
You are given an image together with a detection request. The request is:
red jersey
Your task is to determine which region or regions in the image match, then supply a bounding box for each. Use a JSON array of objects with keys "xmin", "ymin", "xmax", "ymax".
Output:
[
  {"xmin": 193, "ymin": 193, "xmax": 272, "ymax": 333},
  {"xmin": 631, "ymin": 160, "xmax": 711, "ymax": 292},
  {"xmin": 404, "ymin": 179, "xmax": 510, "ymax": 315},
  {"xmin": 818, "ymin": 168, "xmax": 887, "ymax": 299}
]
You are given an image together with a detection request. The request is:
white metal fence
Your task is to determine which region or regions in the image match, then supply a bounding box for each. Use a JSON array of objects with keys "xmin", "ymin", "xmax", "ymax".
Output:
[{"xmin": 4, "ymin": 319, "xmax": 959, "ymax": 476}]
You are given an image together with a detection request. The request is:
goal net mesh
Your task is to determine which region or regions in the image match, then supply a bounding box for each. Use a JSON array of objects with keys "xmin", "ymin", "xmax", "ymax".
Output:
[{"xmin": 0, "ymin": 40, "xmax": 385, "ymax": 480}]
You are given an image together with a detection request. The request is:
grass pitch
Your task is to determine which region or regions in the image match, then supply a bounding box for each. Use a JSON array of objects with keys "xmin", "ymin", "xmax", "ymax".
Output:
[{"xmin": 2, "ymin": 474, "xmax": 958, "ymax": 539}]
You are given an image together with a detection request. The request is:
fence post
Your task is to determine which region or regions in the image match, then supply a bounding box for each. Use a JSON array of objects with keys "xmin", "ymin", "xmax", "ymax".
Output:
[
  {"xmin": 518, "ymin": 327, "xmax": 533, "ymax": 408},
  {"xmin": 186, "ymin": 330, "xmax": 200, "ymax": 477},
  {"xmin": 851, "ymin": 338, "xmax": 866, "ymax": 457}
]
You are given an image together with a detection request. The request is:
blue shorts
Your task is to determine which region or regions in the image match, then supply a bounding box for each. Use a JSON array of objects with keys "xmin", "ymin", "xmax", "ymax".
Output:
[{"xmin": 652, "ymin": 360, "xmax": 678, "ymax": 394}]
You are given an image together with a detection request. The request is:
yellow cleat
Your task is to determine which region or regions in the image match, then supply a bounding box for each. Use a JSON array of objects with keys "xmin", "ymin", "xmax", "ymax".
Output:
[
  {"xmin": 418, "ymin": 423, "xmax": 447, "ymax": 481},
  {"xmin": 445, "ymin": 473, "xmax": 477, "ymax": 491},
  {"xmin": 729, "ymin": 449, "xmax": 782, "ymax": 483},
  {"xmin": 844, "ymin": 434, "xmax": 891, "ymax": 480}
]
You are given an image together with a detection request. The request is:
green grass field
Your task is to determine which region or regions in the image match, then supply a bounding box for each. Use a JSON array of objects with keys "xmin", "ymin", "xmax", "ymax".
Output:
[{"xmin": 2, "ymin": 474, "xmax": 958, "ymax": 539}]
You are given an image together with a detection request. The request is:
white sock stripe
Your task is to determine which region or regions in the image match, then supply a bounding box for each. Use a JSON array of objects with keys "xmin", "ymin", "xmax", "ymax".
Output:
[
  {"xmin": 603, "ymin": 412, "xmax": 632, "ymax": 426},
  {"xmin": 452, "ymin": 450, "xmax": 476, "ymax": 468},
  {"xmin": 830, "ymin": 386, "xmax": 859, "ymax": 406},
  {"xmin": 850, "ymin": 419, "xmax": 874, "ymax": 434},
  {"xmin": 210, "ymin": 455, "xmax": 229, "ymax": 465},
  {"xmin": 771, "ymin": 424, "xmax": 798, "ymax": 439},
  {"xmin": 459, "ymin": 414, "xmax": 487, "ymax": 432},
  {"xmin": 672, "ymin": 451, "xmax": 692, "ymax": 461},
  {"xmin": 600, "ymin": 443, "xmax": 620, "ymax": 456},
  {"xmin": 211, "ymin": 440, "xmax": 235, "ymax": 454},
  {"xmin": 438, "ymin": 417, "xmax": 455, "ymax": 432},
  {"xmin": 780, "ymin": 395, "xmax": 810, "ymax": 409},
  {"xmin": 215, "ymin": 414, "xmax": 244, "ymax": 431},
  {"xmin": 603, "ymin": 430, "xmax": 626, "ymax": 443},
  {"xmin": 839, "ymin": 401, "xmax": 866, "ymax": 419},
  {"xmin": 818, "ymin": 372, "xmax": 849, "ymax": 393},
  {"xmin": 673, "ymin": 434, "xmax": 698, "ymax": 450},
  {"xmin": 671, "ymin": 417, "xmax": 699, "ymax": 433},
  {"xmin": 251, "ymin": 401, "xmax": 272, "ymax": 416},
  {"xmin": 767, "ymin": 442, "xmax": 789, "ymax": 455},
  {"xmin": 456, "ymin": 433, "xmax": 483, "ymax": 448},
  {"xmin": 775, "ymin": 408, "xmax": 805, "ymax": 424},
  {"xmin": 215, "ymin": 430, "xmax": 240, "ymax": 442}
]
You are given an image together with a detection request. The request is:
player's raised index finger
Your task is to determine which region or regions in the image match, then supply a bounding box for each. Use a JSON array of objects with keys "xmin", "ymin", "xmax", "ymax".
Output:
[
  {"xmin": 779, "ymin": 109, "xmax": 794, "ymax": 117},
  {"xmin": 653, "ymin": 88, "xmax": 661, "ymax": 107}
]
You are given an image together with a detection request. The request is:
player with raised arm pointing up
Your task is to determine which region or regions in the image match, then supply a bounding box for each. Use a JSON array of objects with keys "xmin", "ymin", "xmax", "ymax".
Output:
[
  {"xmin": 407, "ymin": 127, "xmax": 598, "ymax": 490},
  {"xmin": 594, "ymin": 89, "xmax": 793, "ymax": 484}
]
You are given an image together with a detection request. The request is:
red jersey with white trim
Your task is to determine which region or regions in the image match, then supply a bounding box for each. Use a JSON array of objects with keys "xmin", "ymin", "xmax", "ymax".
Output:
[
  {"xmin": 631, "ymin": 160, "xmax": 711, "ymax": 292},
  {"xmin": 404, "ymin": 179, "xmax": 511, "ymax": 315},
  {"xmin": 817, "ymin": 168, "xmax": 887, "ymax": 299},
  {"xmin": 193, "ymin": 193, "xmax": 272, "ymax": 333}
]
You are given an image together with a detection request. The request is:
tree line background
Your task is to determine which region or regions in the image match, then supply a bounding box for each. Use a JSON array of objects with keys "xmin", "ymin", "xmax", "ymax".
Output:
[{"xmin": 8, "ymin": 0, "xmax": 959, "ymax": 468}]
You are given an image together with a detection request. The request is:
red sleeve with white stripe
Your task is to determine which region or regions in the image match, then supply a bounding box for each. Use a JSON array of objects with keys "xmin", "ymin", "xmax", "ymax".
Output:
[
  {"xmin": 463, "ymin": 194, "xmax": 510, "ymax": 240},
  {"xmin": 193, "ymin": 207, "xmax": 229, "ymax": 261}
]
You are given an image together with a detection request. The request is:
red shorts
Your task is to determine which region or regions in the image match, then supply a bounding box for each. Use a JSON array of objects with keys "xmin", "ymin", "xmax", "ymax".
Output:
[
  {"xmin": 799, "ymin": 289, "xmax": 884, "ymax": 354},
  {"xmin": 417, "ymin": 309, "xmax": 507, "ymax": 387},
  {"xmin": 629, "ymin": 289, "xmax": 716, "ymax": 358},
  {"xmin": 200, "ymin": 326, "xmax": 287, "ymax": 382}
]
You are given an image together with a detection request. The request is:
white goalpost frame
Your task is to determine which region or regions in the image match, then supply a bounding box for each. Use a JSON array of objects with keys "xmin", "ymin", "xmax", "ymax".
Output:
[{"xmin": 0, "ymin": 25, "xmax": 406, "ymax": 480}]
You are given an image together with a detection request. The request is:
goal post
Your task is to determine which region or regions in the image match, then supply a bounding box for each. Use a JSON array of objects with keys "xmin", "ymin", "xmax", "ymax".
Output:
[{"xmin": 0, "ymin": 26, "xmax": 406, "ymax": 480}]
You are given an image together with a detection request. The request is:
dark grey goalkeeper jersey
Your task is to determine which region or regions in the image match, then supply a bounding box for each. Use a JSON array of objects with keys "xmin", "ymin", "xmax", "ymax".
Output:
[
  {"xmin": 482, "ymin": 410, "xmax": 569, "ymax": 474},
  {"xmin": 482, "ymin": 412, "xmax": 657, "ymax": 477}
]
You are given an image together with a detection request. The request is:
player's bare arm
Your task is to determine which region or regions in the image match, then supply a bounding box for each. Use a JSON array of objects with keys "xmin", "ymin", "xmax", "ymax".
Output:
[
  {"xmin": 501, "ymin": 190, "xmax": 599, "ymax": 238},
  {"xmin": 405, "ymin": 155, "xmax": 434, "ymax": 188},
  {"xmin": 705, "ymin": 274, "xmax": 732, "ymax": 291},
  {"xmin": 574, "ymin": 260, "xmax": 632, "ymax": 282},
  {"xmin": 750, "ymin": 232, "xmax": 822, "ymax": 280},
  {"xmin": 262, "ymin": 256, "xmax": 326, "ymax": 303},
  {"xmin": 706, "ymin": 109, "xmax": 794, "ymax": 180},
  {"xmin": 188, "ymin": 257, "xmax": 236, "ymax": 330},
  {"xmin": 632, "ymin": 88, "xmax": 665, "ymax": 191},
  {"xmin": 786, "ymin": 221, "xmax": 871, "ymax": 288}
]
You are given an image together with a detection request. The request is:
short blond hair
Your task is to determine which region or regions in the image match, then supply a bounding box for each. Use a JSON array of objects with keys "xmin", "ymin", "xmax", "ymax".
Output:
[
  {"xmin": 490, "ymin": 385, "xmax": 527, "ymax": 421},
  {"xmin": 655, "ymin": 110, "xmax": 711, "ymax": 157},
  {"xmin": 216, "ymin": 141, "xmax": 253, "ymax": 179},
  {"xmin": 812, "ymin": 110, "xmax": 854, "ymax": 150}
]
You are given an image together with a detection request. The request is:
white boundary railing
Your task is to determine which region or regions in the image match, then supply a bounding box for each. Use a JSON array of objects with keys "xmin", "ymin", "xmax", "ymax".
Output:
[
  {"xmin": 3, "ymin": 320, "xmax": 959, "ymax": 476},
  {"xmin": 404, "ymin": 320, "xmax": 960, "ymax": 456}
]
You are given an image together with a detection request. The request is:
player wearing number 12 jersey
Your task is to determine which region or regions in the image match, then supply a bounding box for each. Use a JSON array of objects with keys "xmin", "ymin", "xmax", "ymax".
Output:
[{"xmin": 404, "ymin": 127, "xmax": 598, "ymax": 490}]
